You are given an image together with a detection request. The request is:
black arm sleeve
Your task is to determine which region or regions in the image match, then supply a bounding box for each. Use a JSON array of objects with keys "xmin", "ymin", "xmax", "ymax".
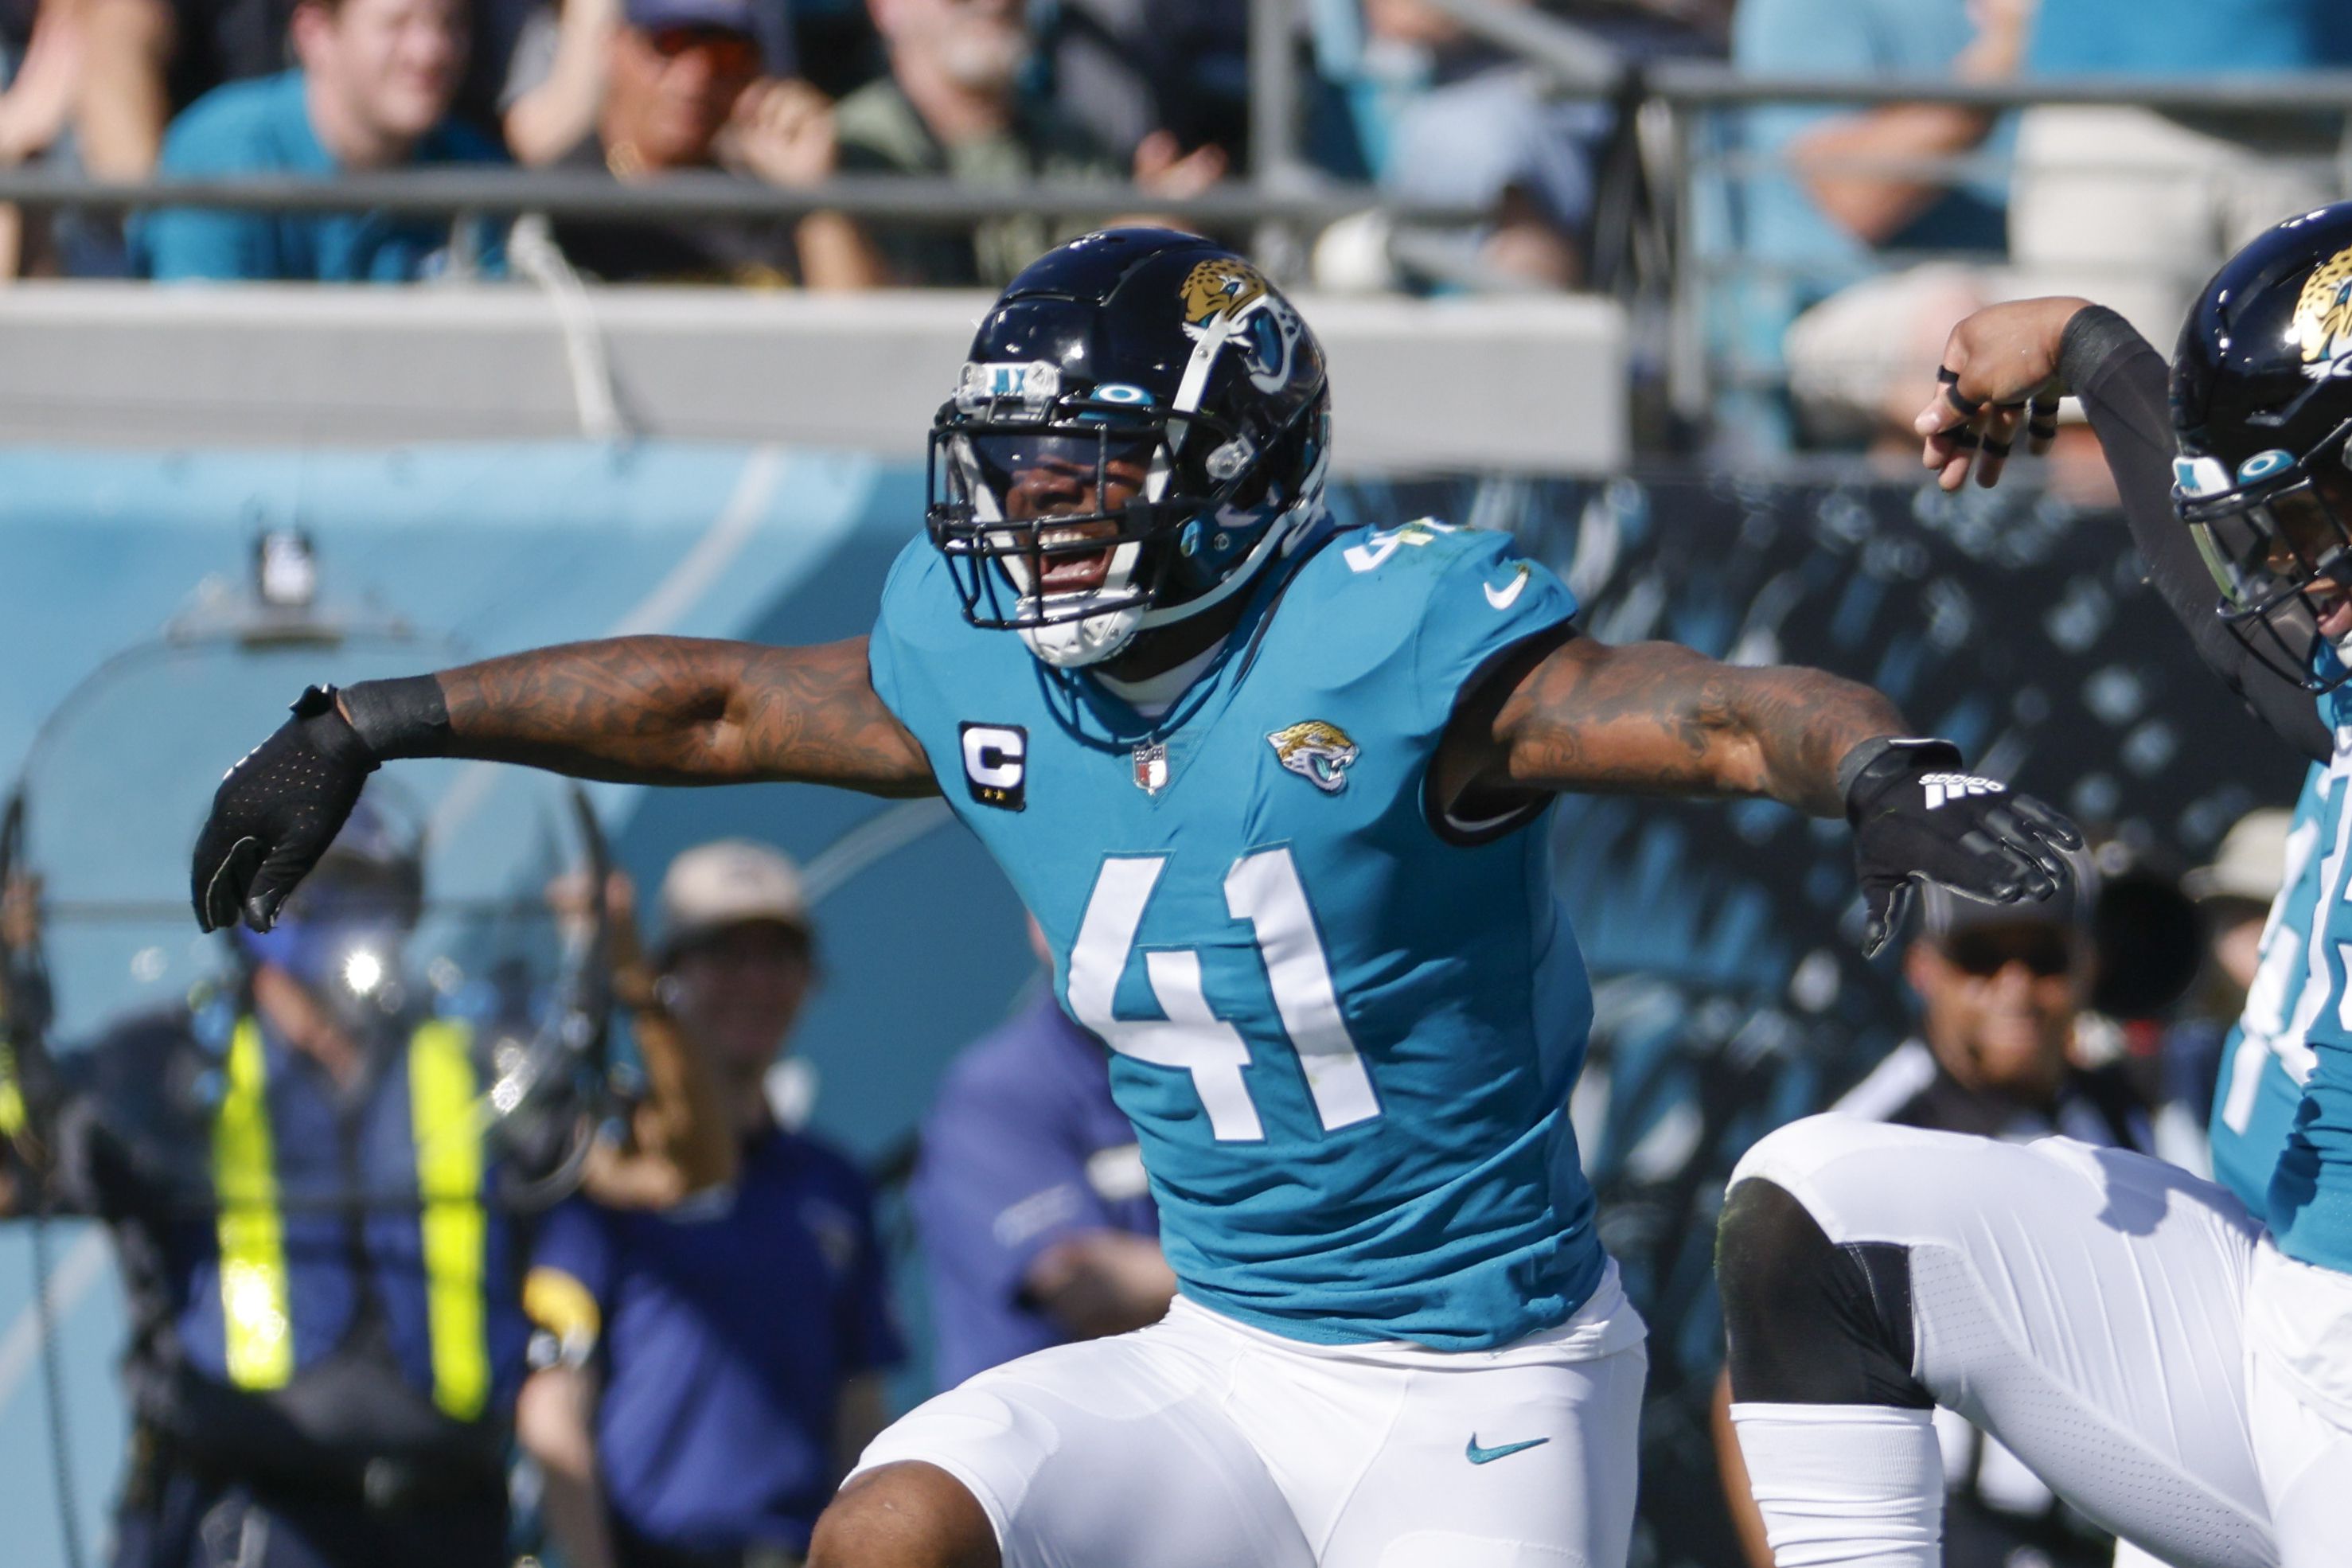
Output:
[{"xmin": 2060, "ymin": 306, "xmax": 2333, "ymax": 763}]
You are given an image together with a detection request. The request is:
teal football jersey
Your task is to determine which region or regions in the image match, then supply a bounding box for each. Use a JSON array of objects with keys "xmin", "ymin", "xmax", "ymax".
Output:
[
  {"xmin": 2210, "ymin": 761, "xmax": 2328, "ymax": 1215},
  {"xmin": 868, "ymin": 518, "xmax": 1603, "ymax": 1348},
  {"xmin": 2268, "ymin": 684, "xmax": 2352, "ymax": 1272}
]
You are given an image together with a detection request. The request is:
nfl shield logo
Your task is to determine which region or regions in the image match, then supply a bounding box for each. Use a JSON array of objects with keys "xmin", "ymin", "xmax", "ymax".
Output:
[{"xmin": 1132, "ymin": 741, "xmax": 1169, "ymax": 794}]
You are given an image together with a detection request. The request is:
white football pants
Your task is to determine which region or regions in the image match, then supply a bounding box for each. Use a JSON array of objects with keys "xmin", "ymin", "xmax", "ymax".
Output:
[
  {"xmin": 1730, "ymin": 1114, "xmax": 2352, "ymax": 1568},
  {"xmin": 850, "ymin": 1262, "xmax": 1649, "ymax": 1568}
]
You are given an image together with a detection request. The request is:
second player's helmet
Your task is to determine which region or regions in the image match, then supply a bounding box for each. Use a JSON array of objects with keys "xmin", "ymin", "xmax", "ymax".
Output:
[
  {"xmin": 2174, "ymin": 201, "xmax": 2352, "ymax": 690},
  {"xmin": 926, "ymin": 228, "xmax": 1331, "ymax": 667}
]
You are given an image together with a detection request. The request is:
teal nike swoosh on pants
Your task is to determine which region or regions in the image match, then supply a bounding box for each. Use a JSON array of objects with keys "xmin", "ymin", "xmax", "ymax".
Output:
[{"xmin": 1465, "ymin": 1435, "xmax": 1552, "ymax": 1465}]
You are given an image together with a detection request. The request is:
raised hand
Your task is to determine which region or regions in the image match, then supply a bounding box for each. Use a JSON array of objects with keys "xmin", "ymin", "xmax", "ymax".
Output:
[
  {"xmin": 717, "ymin": 77, "xmax": 839, "ymax": 190},
  {"xmin": 1913, "ymin": 295, "xmax": 2093, "ymax": 491}
]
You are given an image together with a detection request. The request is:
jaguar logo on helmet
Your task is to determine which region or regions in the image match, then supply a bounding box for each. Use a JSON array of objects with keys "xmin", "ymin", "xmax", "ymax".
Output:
[
  {"xmin": 1178, "ymin": 258, "xmax": 1302, "ymax": 395},
  {"xmin": 2295, "ymin": 244, "xmax": 2352, "ymax": 372},
  {"xmin": 1180, "ymin": 258, "xmax": 1266, "ymax": 328},
  {"xmin": 1266, "ymin": 720, "xmax": 1359, "ymax": 794}
]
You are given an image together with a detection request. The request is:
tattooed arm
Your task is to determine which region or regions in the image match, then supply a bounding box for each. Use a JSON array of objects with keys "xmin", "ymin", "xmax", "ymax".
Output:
[
  {"xmin": 193, "ymin": 636, "xmax": 933, "ymax": 932},
  {"xmin": 423, "ymin": 636, "xmax": 935, "ymax": 795},
  {"xmin": 1432, "ymin": 629, "xmax": 2081, "ymax": 956},
  {"xmin": 1433, "ymin": 630, "xmax": 1906, "ymax": 821}
]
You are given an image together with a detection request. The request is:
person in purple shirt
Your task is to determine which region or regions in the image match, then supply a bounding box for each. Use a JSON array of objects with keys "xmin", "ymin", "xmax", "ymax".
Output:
[
  {"xmin": 518, "ymin": 840, "xmax": 903, "ymax": 1568},
  {"xmin": 912, "ymin": 919, "xmax": 1172, "ymax": 1389}
]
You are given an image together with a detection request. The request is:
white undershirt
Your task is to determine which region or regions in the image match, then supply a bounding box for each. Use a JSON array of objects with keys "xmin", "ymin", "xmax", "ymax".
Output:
[{"xmin": 1090, "ymin": 638, "xmax": 1230, "ymax": 721}]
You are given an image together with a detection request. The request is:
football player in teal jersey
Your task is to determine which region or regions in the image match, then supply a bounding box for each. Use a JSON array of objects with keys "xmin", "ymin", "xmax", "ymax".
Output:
[
  {"xmin": 1718, "ymin": 206, "xmax": 2352, "ymax": 1568},
  {"xmin": 189, "ymin": 229, "xmax": 2075, "ymax": 1568}
]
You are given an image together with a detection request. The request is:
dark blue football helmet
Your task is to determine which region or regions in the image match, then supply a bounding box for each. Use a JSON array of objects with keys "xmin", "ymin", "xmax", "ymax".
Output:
[
  {"xmin": 2174, "ymin": 201, "xmax": 2352, "ymax": 691},
  {"xmin": 926, "ymin": 228, "xmax": 1331, "ymax": 667}
]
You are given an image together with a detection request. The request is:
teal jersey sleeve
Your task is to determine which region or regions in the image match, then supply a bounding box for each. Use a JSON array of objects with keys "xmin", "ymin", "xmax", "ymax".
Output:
[
  {"xmin": 864, "ymin": 532, "xmax": 933, "ymax": 731},
  {"xmin": 1402, "ymin": 521, "xmax": 1578, "ymax": 736}
]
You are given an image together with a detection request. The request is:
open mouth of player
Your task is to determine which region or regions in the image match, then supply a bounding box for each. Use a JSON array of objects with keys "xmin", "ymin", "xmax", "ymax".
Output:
[
  {"xmin": 2315, "ymin": 580, "xmax": 2352, "ymax": 643},
  {"xmin": 1036, "ymin": 523, "xmax": 1118, "ymax": 595},
  {"xmin": 928, "ymin": 421, "xmax": 1173, "ymax": 632}
]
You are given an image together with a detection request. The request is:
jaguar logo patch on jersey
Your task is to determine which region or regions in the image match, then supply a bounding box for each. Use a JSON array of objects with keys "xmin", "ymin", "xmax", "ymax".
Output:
[
  {"xmin": 1267, "ymin": 720, "xmax": 1359, "ymax": 794},
  {"xmin": 2298, "ymin": 245, "xmax": 2352, "ymax": 371},
  {"xmin": 959, "ymin": 723, "xmax": 1028, "ymax": 810}
]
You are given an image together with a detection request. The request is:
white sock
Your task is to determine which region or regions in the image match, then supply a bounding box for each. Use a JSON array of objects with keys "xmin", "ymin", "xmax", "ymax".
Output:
[{"xmin": 1730, "ymin": 1402, "xmax": 1944, "ymax": 1568}]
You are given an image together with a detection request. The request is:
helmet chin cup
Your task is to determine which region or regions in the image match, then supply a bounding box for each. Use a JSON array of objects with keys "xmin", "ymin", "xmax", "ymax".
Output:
[{"xmin": 1020, "ymin": 603, "xmax": 1145, "ymax": 668}]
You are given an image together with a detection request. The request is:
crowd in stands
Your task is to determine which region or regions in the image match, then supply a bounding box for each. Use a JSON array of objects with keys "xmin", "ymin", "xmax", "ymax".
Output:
[
  {"xmin": 1714, "ymin": 0, "xmax": 2352, "ymax": 456},
  {"xmin": 0, "ymin": 0, "xmax": 1715, "ymax": 287},
  {"xmin": 0, "ymin": 0, "xmax": 2346, "ymax": 440}
]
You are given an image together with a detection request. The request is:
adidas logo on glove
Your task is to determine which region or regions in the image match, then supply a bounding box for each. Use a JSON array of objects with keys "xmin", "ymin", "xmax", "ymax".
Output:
[{"xmin": 1921, "ymin": 773, "xmax": 2006, "ymax": 810}]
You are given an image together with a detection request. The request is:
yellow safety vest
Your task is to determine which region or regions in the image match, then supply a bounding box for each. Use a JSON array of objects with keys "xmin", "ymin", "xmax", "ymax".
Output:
[
  {"xmin": 210, "ymin": 1016, "xmax": 493, "ymax": 1421},
  {"xmin": 0, "ymin": 1035, "xmax": 25, "ymax": 1139}
]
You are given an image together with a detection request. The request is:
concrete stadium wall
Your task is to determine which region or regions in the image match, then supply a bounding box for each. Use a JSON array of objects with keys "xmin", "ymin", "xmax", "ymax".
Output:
[{"xmin": 0, "ymin": 283, "xmax": 1628, "ymax": 473}]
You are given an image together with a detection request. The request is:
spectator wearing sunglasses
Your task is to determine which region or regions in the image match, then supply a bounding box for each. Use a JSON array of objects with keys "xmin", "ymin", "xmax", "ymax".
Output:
[
  {"xmin": 529, "ymin": 0, "xmax": 882, "ymax": 286},
  {"xmin": 1832, "ymin": 854, "xmax": 2149, "ymax": 1153},
  {"xmin": 1715, "ymin": 846, "xmax": 2149, "ymax": 1568}
]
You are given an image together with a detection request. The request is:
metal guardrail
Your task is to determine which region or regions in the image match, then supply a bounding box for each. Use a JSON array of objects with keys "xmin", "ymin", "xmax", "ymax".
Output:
[
  {"xmin": 0, "ymin": 168, "xmax": 1480, "ymax": 228},
  {"xmin": 1644, "ymin": 64, "xmax": 2352, "ymax": 111}
]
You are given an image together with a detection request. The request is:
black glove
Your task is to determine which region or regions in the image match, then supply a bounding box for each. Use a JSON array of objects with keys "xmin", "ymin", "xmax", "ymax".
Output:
[
  {"xmin": 191, "ymin": 686, "xmax": 378, "ymax": 933},
  {"xmin": 1843, "ymin": 737, "xmax": 2084, "ymax": 959}
]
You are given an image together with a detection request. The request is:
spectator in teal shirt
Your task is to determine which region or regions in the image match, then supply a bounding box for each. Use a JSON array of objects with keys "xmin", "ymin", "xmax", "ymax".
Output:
[
  {"xmin": 1706, "ymin": 0, "xmax": 2026, "ymax": 452},
  {"xmin": 2028, "ymin": 0, "xmax": 2352, "ymax": 73},
  {"xmin": 135, "ymin": 0, "xmax": 507, "ymax": 281}
]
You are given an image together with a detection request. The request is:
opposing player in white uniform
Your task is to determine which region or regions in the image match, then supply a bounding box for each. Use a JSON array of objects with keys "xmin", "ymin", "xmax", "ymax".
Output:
[
  {"xmin": 1718, "ymin": 205, "xmax": 2352, "ymax": 1568},
  {"xmin": 185, "ymin": 230, "xmax": 2081, "ymax": 1568}
]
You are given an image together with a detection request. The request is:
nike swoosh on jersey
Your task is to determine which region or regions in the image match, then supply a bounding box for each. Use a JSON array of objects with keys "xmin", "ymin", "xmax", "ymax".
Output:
[
  {"xmin": 1465, "ymin": 1434, "xmax": 1550, "ymax": 1465},
  {"xmin": 1484, "ymin": 565, "xmax": 1531, "ymax": 610}
]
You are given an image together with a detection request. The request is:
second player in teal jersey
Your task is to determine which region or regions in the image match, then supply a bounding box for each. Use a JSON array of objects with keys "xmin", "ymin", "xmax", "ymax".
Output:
[
  {"xmin": 1720, "ymin": 206, "xmax": 2352, "ymax": 1568},
  {"xmin": 2212, "ymin": 766, "xmax": 2330, "ymax": 1213},
  {"xmin": 185, "ymin": 229, "xmax": 2075, "ymax": 1568}
]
